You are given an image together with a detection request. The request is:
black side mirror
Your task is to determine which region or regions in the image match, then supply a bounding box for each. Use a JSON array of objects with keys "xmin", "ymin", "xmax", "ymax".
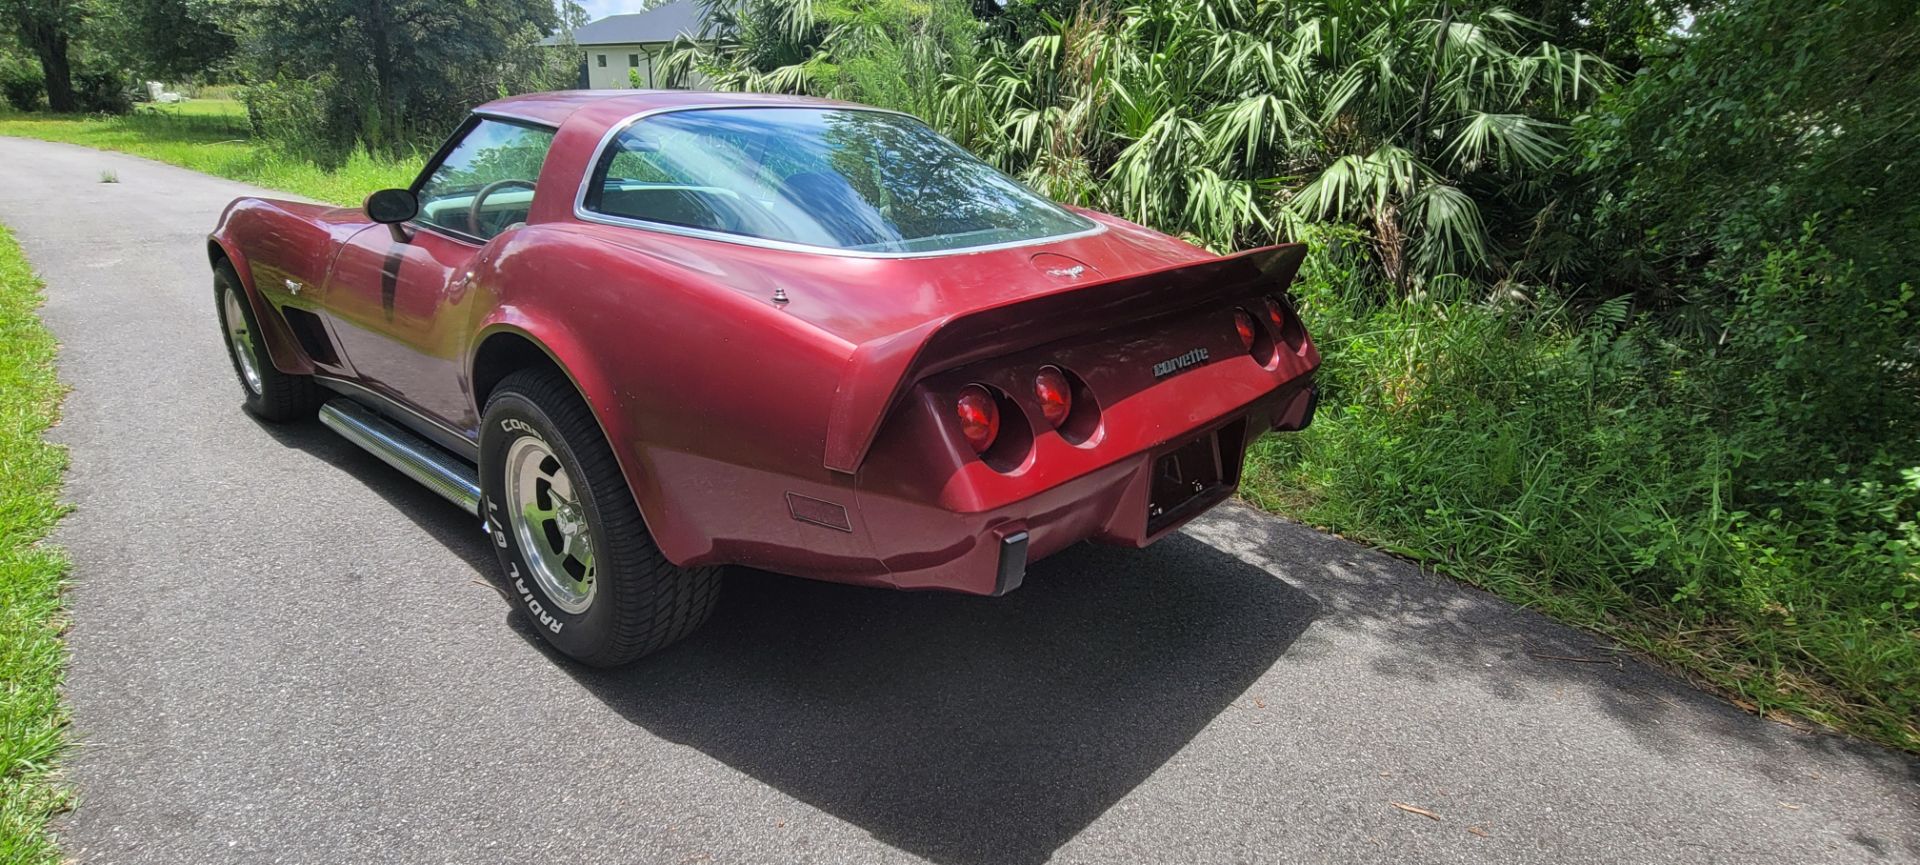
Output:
[{"xmin": 365, "ymin": 188, "xmax": 419, "ymax": 224}]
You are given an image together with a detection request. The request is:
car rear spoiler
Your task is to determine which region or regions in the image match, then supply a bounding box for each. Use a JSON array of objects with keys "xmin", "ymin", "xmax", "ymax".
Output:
[{"xmin": 821, "ymin": 243, "xmax": 1307, "ymax": 473}]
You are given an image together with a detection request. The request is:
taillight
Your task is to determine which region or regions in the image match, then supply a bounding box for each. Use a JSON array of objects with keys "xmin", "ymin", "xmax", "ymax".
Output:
[
  {"xmin": 1233, "ymin": 309, "xmax": 1257, "ymax": 350},
  {"xmin": 1267, "ymin": 294, "xmax": 1308, "ymax": 353},
  {"xmin": 956, "ymin": 385, "xmax": 1000, "ymax": 454},
  {"xmin": 1034, "ymin": 366, "xmax": 1072, "ymax": 427},
  {"xmin": 1264, "ymin": 297, "xmax": 1288, "ymax": 328}
]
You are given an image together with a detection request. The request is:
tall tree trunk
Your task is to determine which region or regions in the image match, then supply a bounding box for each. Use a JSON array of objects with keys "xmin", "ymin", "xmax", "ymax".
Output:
[
  {"xmin": 366, "ymin": 0, "xmax": 400, "ymax": 153},
  {"xmin": 28, "ymin": 23, "xmax": 76, "ymax": 112}
]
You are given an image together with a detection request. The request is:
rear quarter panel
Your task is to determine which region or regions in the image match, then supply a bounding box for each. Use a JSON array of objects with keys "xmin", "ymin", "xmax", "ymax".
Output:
[{"xmin": 467, "ymin": 224, "xmax": 885, "ymax": 576}]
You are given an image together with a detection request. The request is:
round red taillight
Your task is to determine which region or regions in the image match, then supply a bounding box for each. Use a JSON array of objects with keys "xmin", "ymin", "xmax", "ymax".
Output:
[
  {"xmin": 1034, "ymin": 366, "xmax": 1073, "ymax": 427},
  {"xmin": 956, "ymin": 385, "xmax": 1000, "ymax": 454},
  {"xmin": 1233, "ymin": 309, "xmax": 1257, "ymax": 350},
  {"xmin": 1265, "ymin": 297, "xmax": 1288, "ymax": 328}
]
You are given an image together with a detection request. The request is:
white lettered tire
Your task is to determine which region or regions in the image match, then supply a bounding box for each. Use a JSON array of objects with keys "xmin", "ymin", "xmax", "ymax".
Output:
[{"xmin": 479, "ymin": 368, "xmax": 722, "ymax": 666}]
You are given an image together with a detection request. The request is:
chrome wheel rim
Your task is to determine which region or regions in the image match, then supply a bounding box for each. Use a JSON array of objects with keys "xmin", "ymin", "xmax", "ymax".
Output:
[
  {"xmin": 503, "ymin": 435, "xmax": 597, "ymax": 614},
  {"xmin": 223, "ymin": 287, "xmax": 263, "ymax": 395}
]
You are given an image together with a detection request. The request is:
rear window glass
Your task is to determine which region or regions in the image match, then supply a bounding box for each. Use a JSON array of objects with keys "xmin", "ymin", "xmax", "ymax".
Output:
[{"xmin": 583, "ymin": 108, "xmax": 1094, "ymax": 253}]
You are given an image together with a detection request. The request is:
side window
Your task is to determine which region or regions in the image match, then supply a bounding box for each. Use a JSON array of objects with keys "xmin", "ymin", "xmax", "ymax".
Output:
[
  {"xmin": 586, "ymin": 126, "xmax": 770, "ymax": 236},
  {"xmin": 415, "ymin": 119, "xmax": 555, "ymax": 241},
  {"xmin": 597, "ymin": 54, "xmax": 607, "ymax": 67}
]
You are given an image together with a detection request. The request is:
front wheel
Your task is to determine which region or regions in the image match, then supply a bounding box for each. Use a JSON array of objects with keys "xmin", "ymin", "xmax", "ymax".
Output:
[
  {"xmin": 480, "ymin": 368, "xmax": 722, "ymax": 666},
  {"xmin": 213, "ymin": 262, "xmax": 318, "ymax": 421}
]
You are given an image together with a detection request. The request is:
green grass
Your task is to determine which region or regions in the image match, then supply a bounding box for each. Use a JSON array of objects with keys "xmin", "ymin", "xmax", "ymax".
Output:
[
  {"xmin": 0, "ymin": 105, "xmax": 412, "ymax": 206},
  {"xmin": 145, "ymin": 97, "xmax": 247, "ymax": 120},
  {"xmin": 0, "ymin": 224, "xmax": 71, "ymax": 864}
]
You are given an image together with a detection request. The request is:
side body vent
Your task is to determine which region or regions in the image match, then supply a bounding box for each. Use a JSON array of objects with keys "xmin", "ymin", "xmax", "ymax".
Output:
[{"xmin": 280, "ymin": 306, "xmax": 340, "ymax": 366}]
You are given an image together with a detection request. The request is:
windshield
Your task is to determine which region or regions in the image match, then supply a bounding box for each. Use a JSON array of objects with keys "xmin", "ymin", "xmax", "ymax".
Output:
[{"xmin": 581, "ymin": 107, "xmax": 1095, "ymax": 254}]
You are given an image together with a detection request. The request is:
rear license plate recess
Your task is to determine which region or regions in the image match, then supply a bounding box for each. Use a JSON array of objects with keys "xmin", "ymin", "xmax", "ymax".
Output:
[{"xmin": 1146, "ymin": 420, "xmax": 1244, "ymax": 532}]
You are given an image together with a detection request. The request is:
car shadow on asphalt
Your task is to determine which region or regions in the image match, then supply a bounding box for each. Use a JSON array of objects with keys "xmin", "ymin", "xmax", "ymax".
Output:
[{"xmin": 515, "ymin": 538, "xmax": 1317, "ymax": 865}]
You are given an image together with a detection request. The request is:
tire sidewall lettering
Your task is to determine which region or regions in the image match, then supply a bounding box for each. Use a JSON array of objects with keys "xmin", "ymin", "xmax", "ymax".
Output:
[
  {"xmin": 483, "ymin": 431, "xmax": 568, "ymax": 635},
  {"xmin": 481, "ymin": 378, "xmax": 684, "ymax": 666}
]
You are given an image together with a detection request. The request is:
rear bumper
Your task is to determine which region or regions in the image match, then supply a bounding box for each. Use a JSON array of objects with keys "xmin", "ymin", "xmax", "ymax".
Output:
[{"xmin": 853, "ymin": 378, "xmax": 1317, "ymax": 595}]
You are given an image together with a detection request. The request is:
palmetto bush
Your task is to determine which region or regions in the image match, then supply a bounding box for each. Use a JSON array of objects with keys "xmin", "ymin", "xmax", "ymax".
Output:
[
  {"xmin": 676, "ymin": 0, "xmax": 1609, "ymax": 292},
  {"xmin": 665, "ymin": 0, "xmax": 981, "ymax": 120}
]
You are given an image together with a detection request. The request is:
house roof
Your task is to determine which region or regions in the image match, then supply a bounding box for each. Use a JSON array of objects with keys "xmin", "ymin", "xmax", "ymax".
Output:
[{"xmin": 549, "ymin": 0, "xmax": 706, "ymax": 47}]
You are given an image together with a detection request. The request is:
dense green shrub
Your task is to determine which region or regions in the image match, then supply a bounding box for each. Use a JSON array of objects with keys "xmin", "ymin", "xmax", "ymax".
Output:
[
  {"xmin": 681, "ymin": 0, "xmax": 1611, "ymax": 288},
  {"xmin": 0, "ymin": 61, "xmax": 40, "ymax": 112},
  {"xmin": 70, "ymin": 69, "xmax": 135, "ymax": 115},
  {"xmin": 225, "ymin": 0, "xmax": 575, "ymax": 161},
  {"xmin": 1581, "ymin": 1, "xmax": 1918, "ymax": 300},
  {"xmin": 668, "ymin": 0, "xmax": 983, "ymax": 120},
  {"xmin": 1579, "ymin": 0, "xmax": 1920, "ymax": 479},
  {"xmin": 1246, "ymin": 230, "xmax": 1918, "ymax": 748},
  {"xmin": 239, "ymin": 77, "xmax": 362, "ymax": 169}
]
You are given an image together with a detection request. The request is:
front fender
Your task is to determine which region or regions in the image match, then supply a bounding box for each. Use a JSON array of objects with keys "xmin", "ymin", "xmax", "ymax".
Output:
[
  {"xmin": 208, "ymin": 221, "xmax": 314, "ymax": 376},
  {"xmin": 209, "ymin": 197, "xmax": 364, "ymax": 376}
]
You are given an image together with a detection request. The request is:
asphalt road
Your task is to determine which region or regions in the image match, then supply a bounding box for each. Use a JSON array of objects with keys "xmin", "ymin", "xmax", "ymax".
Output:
[{"xmin": 3, "ymin": 136, "xmax": 1916, "ymax": 865}]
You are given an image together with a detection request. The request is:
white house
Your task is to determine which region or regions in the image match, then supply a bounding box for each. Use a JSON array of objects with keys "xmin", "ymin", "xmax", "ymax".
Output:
[{"xmin": 552, "ymin": 0, "xmax": 709, "ymax": 90}]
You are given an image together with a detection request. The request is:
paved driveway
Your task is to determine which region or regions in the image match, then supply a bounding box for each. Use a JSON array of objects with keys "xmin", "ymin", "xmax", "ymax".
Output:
[{"xmin": 2, "ymin": 136, "xmax": 1915, "ymax": 864}]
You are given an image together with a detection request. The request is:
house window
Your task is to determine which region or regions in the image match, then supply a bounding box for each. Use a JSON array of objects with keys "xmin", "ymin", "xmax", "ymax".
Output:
[
  {"xmin": 596, "ymin": 54, "xmax": 607, "ymax": 67},
  {"xmin": 629, "ymin": 53, "xmax": 640, "ymax": 67}
]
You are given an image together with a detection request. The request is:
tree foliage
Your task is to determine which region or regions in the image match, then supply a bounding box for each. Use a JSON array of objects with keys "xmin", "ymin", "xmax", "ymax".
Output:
[
  {"xmin": 109, "ymin": 0, "xmax": 236, "ymax": 82},
  {"xmin": 1584, "ymin": 0, "xmax": 1919, "ymax": 303},
  {"xmin": 1580, "ymin": 0, "xmax": 1920, "ymax": 549},
  {"xmin": 0, "ymin": 0, "xmax": 85, "ymax": 111},
  {"xmin": 667, "ymin": 0, "xmax": 982, "ymax": 119},
  {"xmin": 221, "ymin": 0, "xmax": 576, "ymax": 161}
]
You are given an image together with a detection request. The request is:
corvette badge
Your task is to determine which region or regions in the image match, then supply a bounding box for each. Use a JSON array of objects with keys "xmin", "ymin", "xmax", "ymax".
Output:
[{"xmin": 1152, "ymin": 347, "xmax": 1210, "ymax": 379}]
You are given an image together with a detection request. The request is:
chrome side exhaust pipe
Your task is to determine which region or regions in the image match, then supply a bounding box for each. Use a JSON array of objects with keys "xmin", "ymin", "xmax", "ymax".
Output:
[{"xmin": 318, "ymin": 399, "xmax": 481, "ymax": 515}]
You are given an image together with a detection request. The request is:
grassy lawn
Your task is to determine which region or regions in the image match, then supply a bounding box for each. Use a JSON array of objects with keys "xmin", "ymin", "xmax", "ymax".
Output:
[
  {"xmin": 145, "ymin": 96, "xmax": 248, "ymax": 120},
  {"xmin": 0, "ymin": 224, "xmax": 70, "ymax": 864},
  {"xmin": 0, "ymin": 102, "xmax": 412, "ymax": 206}
]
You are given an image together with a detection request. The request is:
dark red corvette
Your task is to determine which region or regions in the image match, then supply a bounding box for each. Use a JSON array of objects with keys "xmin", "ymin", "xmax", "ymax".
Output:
[{"xmin": 209, "ymin": 90, "xmax": 1319, "ymax": 666}]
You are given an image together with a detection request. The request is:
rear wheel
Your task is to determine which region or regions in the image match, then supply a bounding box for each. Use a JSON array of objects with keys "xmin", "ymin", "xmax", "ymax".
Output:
[
  {"xmin": 213, "ymin": 262, "xmax": 318, "ymax": 421},
  {"xmin": 480, "ymin": 368, "xmax": 722, "ymax": 666}
]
